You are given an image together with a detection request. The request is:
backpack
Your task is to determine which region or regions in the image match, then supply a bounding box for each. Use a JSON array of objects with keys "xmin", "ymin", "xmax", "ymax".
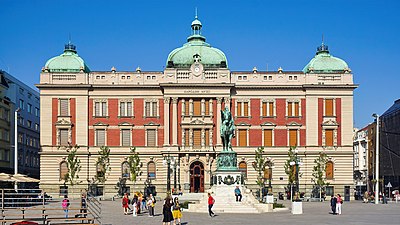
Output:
[
  {"xmin": 62, "ymin": 199, "xmax": 69, "ymax": 208},
  {"xmin": 153, "ymin": 197, "xmax": 156, "ymax": 204}
]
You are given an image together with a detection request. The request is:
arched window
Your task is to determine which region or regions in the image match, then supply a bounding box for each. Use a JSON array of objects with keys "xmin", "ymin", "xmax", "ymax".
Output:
[
  {"xmin": 60, "ymin": 161, "xmax": 68, "ymax": 181},
  {"xmin": 238, "ymin": 161, "xmax": 247, "ymax": 179},
  {"xmin": 96, "ymin": 163, "xmax": 105, "ymax": 178},
  {"xmin": 264, "ymin": 167, "xmax": 272, "ymax": 180},
  {"xmin": 326, "ymin": 161, "xmax": 334, "ymax": 180},
  {"xmin": 122, "ymin": 161, "xmax": 130, "ymax": 179},
  {"xmin": 147, "ymin": 161, "xmax": 156, "ymax": 179}
]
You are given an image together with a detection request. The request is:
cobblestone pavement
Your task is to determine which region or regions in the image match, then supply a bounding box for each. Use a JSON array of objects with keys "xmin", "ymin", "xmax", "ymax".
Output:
[{"xmin": 101, "ymin": 200, "xmax": 400, "ymax": 225}]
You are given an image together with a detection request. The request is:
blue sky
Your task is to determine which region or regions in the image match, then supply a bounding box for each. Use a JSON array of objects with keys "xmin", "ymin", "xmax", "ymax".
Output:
[{"xmin": 0, "ymin": 0, "xmax": 399, "ymax": 128}]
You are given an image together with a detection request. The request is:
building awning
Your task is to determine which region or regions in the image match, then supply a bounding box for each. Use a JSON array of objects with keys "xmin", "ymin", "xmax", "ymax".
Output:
[{"xmin": 0, "ymin": 173, "xmax": 40, "ymax": 183}]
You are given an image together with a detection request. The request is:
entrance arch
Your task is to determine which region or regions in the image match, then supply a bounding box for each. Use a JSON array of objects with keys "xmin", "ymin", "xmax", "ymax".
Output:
[{"xmin": 190, "ymin": 161, "xmax": 204, "ymax": 193}]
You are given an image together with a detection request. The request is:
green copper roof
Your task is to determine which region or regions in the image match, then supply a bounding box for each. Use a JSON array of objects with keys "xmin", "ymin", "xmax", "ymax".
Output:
[
  {"xmin": 303, "ymin": 43, "xmax": 348, "ymax": 73},
  {"xmin": 166, "ymin": 16, "xmax": 228, "ymax": 68},
  {"xmin": 45, "ymin": 43, "xmax": 90, "ymax": 73}
]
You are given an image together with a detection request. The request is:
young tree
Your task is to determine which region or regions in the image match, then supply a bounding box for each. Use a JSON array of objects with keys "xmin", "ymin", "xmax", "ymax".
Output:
[
  {"xmin": 312, "ymin": 152, "xmax": 329, "ymax": 201},
  {"xmin": 64, "ymin": 145, "xmax": 82, "ymax": 186},
  {"xmin": 252, "ymin": 147, "xmax": 266, "ymax": 200},
  {"xmin": 127, "ymin": 147, "xmax": 142, "ymax": 183},
  {"xmin": 95, "ymin": 146, "xmax": 111, "ymax": 184},
  {"xmin": 284, "ymin": 147, "xmax": 301, "ymax": 199}
]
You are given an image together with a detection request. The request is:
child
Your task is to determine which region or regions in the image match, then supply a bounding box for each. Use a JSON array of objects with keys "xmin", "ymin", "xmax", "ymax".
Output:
[{"xmin": 62, "ymin": 195, "xmax": 70, "ymax": 218}]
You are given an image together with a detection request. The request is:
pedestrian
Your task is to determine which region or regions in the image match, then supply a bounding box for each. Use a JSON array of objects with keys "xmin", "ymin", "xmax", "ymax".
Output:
[
  {"xmin": 62, "ymin": 195, "xmax": 70, "ymax": 218},
  {"xmin": 147, "ymin": 194, "xmax": 155, "ymax": 217},
  {"xmin": 208, "ymin": 193, "xmax": 215, "ymax": 217},
  {"xmin": 80, "ymin": 193, "xmax": 87, "ymax": 218},
  {"xmin": 122, "ymin": 193, "xmax": 129, "ymax": 215},
  {"xmin": 234, "ymin": 186, "xmax": 242, "ymax": 202},
  {"xmin": 141, "ymin": 193, "xmax": 147, "ymax": 212},
  {"xmin": 162, "ymin": 196, "xmax": 174, "ymax": 225},
  {"xmin": 132, "ymin": 194, "xmax": 138, "ymax": 217},
  {"xmin": 172, "ymin": 197, "xmax": 182, "ymax": 225},
  {"xmin": 336, "ymin": 194, "xmax": 342, "ymax": 215},
  {"xmin": 363, "ymin": 191, "xmax": 369, "ymax": 203},
  {"xmin": 330, "ymin": 195, "xmax": 337, "ymax": 215}
]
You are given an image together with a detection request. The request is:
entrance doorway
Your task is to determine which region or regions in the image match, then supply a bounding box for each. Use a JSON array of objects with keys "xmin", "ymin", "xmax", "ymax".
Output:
[{"xmin": 190, "ymin": 161, "xmax": 204, "ymax": 193}]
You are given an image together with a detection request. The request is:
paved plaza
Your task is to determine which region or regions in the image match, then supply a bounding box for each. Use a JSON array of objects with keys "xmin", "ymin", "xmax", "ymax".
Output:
[{"xmin": 101, "ymin": 200, "xmax": 400, "ymax": 225}]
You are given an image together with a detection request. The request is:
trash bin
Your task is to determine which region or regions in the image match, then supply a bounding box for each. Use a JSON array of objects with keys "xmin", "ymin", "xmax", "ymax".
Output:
[{"xmin": 11, "ymin": 221, "xmax": 39, "ymax": 225}]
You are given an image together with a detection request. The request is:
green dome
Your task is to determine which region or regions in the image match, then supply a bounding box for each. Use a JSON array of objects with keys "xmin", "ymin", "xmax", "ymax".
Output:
[
  {"xmin": 303, "ymin": 44, "xmax": 348, "ymax": 73},
  {"xmin": 166, "ymin": 16, "xmax": 228, "ymax": 68},
  {"xmin": 45, "ymin": 43, "xmax": 90, "ymax": 73}
]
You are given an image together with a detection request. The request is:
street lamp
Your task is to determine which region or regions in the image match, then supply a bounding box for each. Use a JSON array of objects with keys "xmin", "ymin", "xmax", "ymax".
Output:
[
  {"xmin": 265, "ymin": 157, "xmax": 274, "ymax": 193},
  {"xmin": 289, "ymin": 149, "xmax": 301, "ymax": 201},
  {"xmin": 163, "ymin": 148, "xmax": 177, "ymax": 193},
  {"xmin": 372, "ymin": 113, "xmax": 379, "ymax": 204},
  {"xmin": 14, "ymin": 108, "xmax": 21, "ymax": 190}
]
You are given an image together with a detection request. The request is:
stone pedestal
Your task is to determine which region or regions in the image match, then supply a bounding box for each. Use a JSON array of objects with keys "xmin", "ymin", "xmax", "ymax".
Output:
[{"xmin": 291, "ymin": 201, "xmax": 303, "ymax": 214}]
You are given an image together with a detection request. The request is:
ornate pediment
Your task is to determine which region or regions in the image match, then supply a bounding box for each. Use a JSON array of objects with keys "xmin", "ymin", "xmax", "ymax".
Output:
[
  {"xmin": 118, "ymin": 122, "xmax": 134, "ymax": 126},
  {"xmin": 322, "ymin": 119, "xmax": 339, "ymax": 126},
  {"xmin": 144, "ymin": 122, "xmax": 160, "ymax": 126},
  {"xmin": 236, "ymin": 122, "xmax": 251, "ymax": 127},
  {"xmin": 260, "ymin": 122, "xmax": 276, "ymax": 127},
  {"xmin": 190, "ymin": 119, "xmax": 205, "ymax": 125},
  {"xmin": 286, "ymin": 121, "xmax": 302, "ymax": 127},
  {"xmin": 55, "ymin": 119, "xmax": 72, "ymax": 126},
  {"xmin": 93, "ymin": 122, "xmax": 109, "ymax": 126}
]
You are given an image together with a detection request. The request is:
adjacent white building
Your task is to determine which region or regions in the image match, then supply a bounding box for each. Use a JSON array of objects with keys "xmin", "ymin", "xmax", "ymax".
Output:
[{"xmin": 353, "ymin": 127, "xmax": 368, "ymax": 195}]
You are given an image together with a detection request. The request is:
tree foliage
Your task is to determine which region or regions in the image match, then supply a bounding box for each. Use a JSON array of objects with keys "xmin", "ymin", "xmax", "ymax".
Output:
[
  {"xmin": 312, "ymin": 152, "xmax": 329, "ymax": 187},
  {"xmin": 127, "ymin": 147, "xmax": 142, "ymax": 182},
  {"xmin": 252, "ymin": 147, "xmax": 266, "ymax": 188},
  {"xmin": 284, "ymin": 147, "xmax": 298, "ymax": 185},
  {"xmin": 64, "ymin": 145, "xmax": 82, "ymax": 186},
  {"xmin": 95, "ymin": 146, "xmax": 111, "ymax": 183}
]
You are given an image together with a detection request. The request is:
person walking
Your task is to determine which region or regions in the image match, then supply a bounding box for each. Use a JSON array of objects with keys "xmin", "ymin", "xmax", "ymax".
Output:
[
  {"xmin": 336, "ymin": 194, "xmax": 342, "ymax": 215},
  {"xmin": 208, "ymin": 193, "xmax": 215, "ymax": 217},
  {"xmin": 122, "ymin": 193, "xmax": 130, "ymax": 215},
  {"xmin": 330, "ymin": 195, "xmax": 337, "ymax": 215},
  {"xmin": 172, "ymin": 197, "xmax": 182, "ymax": 225},
  {"xmin": 234, "ymin": 186, "xmax": 242, "ymax": 202},
  {"xmin": 132, "ymin": 194, "xmax": 138, "ymax": 217},
  {"xmin": 147, "ymin": 195, "xmax": 155, "ymax": 217},
  {"xmin": 62, "ymin": 195, "xmax": 70, "ymax": 218},
  {"xmin": 162, "ymin": 196, "xmax": 174, "ymax": 225},
  {"xmin": 141, "ymin": 193, "xmax": 147, "ymax": 212}
]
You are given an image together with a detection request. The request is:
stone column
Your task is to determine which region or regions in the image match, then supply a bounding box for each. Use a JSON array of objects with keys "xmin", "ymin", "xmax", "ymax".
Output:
[
  {"xmin": 172, "ymin": 97, "xmax": 178, "ymax": 146},
  {"xmin": 216, "ymin": 97, "xmax": 223, "ymax": 146},
  {"xmin": 163, "ymin": 97, "xmax": 170, "ymax": 146}
]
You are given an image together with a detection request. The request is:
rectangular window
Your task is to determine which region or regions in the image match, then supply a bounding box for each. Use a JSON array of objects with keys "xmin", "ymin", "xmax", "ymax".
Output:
[
  {"xmin": 185, "ymin": 101, "xmax": 190, "ymax": 116},
  {"xmin": 263, "ymin": 129, "xmax": 273, "ymax": 147},
  {"xmin": 184, "ymin": 129, "xmax": 190, "ymax": 147},
  {"xmin": 59, "ymin": 99, "xmax": 69, "ymax": 116},
  {"xmin": 59, "ymin": 129, "xmax": 69, "ymax": 146},
  {"xmin": 243, "ymin": 102, "xmax": 249, "ymax": 116},
  {"xmin": 262, "ymin": 102, "xmax": 274, "ymax": 117},
  {"xmin": 27, "ymin": 103, "xmax": 32, "ymax": 113},
  {"xmin": 289, "ymin": 129, "xmax": 297, "ymax": 147},
  {"xmin": 120, "ymin": 101, "xmax": 133, "ymax": 117},
  {"xmin": 27, "ymin": 120, "xmax": 32, "ymax": 128},
  {"xmin": 325, "ymin": 99, "xmax": 334, "ymax": 116},
  {"xmin": 193, "ymin": 129, "xmax": 201, "ymax": 147},
  {"xmin": 94, "ymin": 101, "xmax": 107, "ymax": 117},
  {"xmin": 287, "ymin": 101, "xmax": 300, "ymax": 117},
  {"xmin": 238, "ymin": 129, "xmax": 247, "ymax": 146},
  {"xmin": 205, "ymin": 129, "xmax": 210, "ymax": 146},
  {"xmin": 326, "ymin": 186, "xmax": 334, "ymax": 196},
  {"xmin": 35, "ymin": 123, "xmax": 39, "ymax": 131},
  {"xmin": 121, "ymin": 129, "xmax": 131, "ymax": 146},
  {"xmin": 146, "ymin": 129, "xmax": 156, "ymax": 146},
  {"xmin": 19, "ymin": 99, "xmax": 24, "ymax": 110},
  {"xmin": 205, "ymin": 101, "xmax": 210, "ymax": 115},
  {"xmin": 145, "ymin": 101, "xmax": 157, "ymax": 117},
  {"xmin": 193, "ymin": 100, "xmax": 201, "ymax": 116},
  {"xmin": 95, "ymin": 129, "xmax": 106, "ymax": 146},
  {"xmin": 237, "ymin": 101, "xmax": 249, "ymax": 117},
  {"xmin": 4, "ymin": 109, "xmax": 10, "ymax": 121},
  {"xmin": 325, "ymin": 129, "xmax": 334, "ymax": 147},
  {"xmin": 35, "ymin": 107, "xmax": 40, "ymax": 117}
]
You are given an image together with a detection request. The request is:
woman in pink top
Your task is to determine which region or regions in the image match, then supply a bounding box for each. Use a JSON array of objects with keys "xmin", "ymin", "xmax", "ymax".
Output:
[{"xmin": 335, "ymin": 194, "xmax": 342, "ymax": 215}]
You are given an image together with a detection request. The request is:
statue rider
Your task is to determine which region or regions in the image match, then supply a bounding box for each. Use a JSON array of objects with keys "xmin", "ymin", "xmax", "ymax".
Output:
[{"xmin": 220, "ymin": 106, "xmax": 235, "ymax": 152}]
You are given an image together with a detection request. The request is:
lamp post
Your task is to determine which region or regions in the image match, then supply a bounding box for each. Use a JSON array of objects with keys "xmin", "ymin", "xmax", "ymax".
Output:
[
  {"xmin": 289, "ymin": 149, "xmax": 301, "ymax": 201},
  {"xmin": 265, "ymin": 157, "xmax": 274, "ymax": 193},
  {"xmin": 163, "ymin": 148, "xmax": 176, "ymax": 193},
  {"xmin": 372, "ymin": 113, "xmax": 379, "ymax": 204},
  {"xmin": 14, "ymin": 108, "xmax": 21, "ymax": 190}
]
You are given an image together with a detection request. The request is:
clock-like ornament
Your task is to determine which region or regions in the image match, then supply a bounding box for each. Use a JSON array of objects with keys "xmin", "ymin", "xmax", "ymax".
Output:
[{"xmin": 191, "ymin": 63, "xmax": 203, "ymax": 77}]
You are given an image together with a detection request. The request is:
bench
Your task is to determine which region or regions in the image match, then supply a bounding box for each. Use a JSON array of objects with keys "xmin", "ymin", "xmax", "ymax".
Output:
[{"xmin": 45, "ymin": 217, "xmax": 94, "ymax": 225}]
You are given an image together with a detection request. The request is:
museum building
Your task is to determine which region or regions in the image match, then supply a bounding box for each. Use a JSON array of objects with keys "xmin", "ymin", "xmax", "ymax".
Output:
[{"xmin": 37, "ymin": 16, "xmax": 357, "ymax": 198}]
